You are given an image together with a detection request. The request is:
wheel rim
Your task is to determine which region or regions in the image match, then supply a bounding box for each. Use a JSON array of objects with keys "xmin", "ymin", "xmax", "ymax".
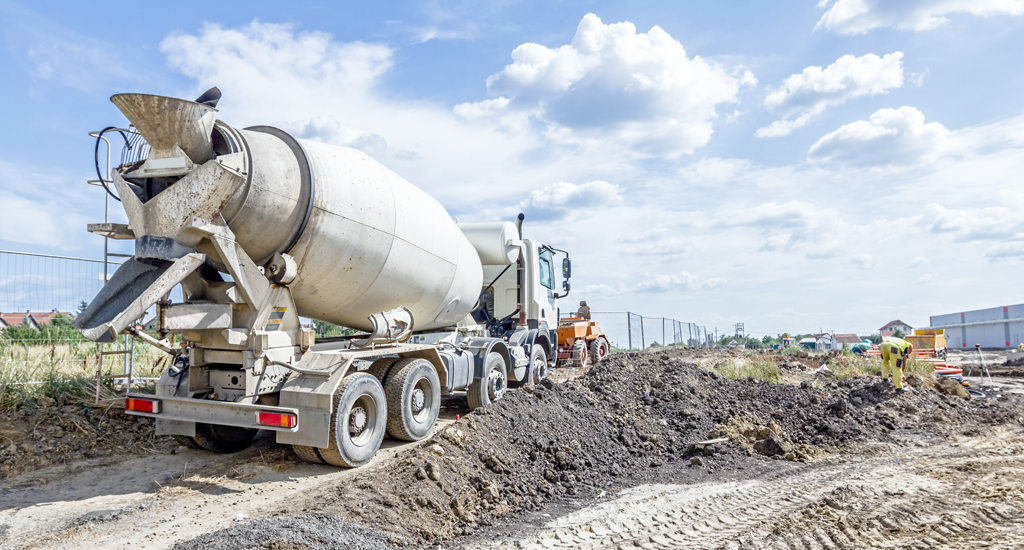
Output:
[
  {"xmin": 347, "ymin": 394, "xmax": 377, "ymax": 447},
  {"xmin": 533, "ymin": 354, "xmax": 547, "ymax": 381},
  {"xmin": 487, "ymin": 366, "xmax": 507, "ymax": 400},
  {"xmin": 411, "ymin": 377, "xmax": 433, "ymax": 422}
]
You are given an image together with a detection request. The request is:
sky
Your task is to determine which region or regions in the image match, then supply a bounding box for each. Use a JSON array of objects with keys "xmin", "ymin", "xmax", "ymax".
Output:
[{"xmin": 1, "ymin": 0, "xmax": 1023, "ymax": 338}]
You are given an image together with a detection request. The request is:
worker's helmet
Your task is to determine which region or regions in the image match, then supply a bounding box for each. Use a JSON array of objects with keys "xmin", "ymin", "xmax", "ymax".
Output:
[
  {"xmin": 907, "ymin": 343, "xmax": 913, "ymax": 355},
  {"xmin": 579, "ymin": 301, "xmax": 587, "ymax": 307}
]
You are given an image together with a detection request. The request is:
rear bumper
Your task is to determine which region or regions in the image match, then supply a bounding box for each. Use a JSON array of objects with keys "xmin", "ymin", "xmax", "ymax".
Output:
[{"xmin": 125, "ymin": 394, "xmax": 300, "ymax": 432}]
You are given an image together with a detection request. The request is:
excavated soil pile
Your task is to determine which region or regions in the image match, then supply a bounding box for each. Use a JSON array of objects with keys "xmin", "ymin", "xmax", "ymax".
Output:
[
  {"xmin": 174, "ymin": 515, "xmax": 395, "ymax": 550},
  {"xmin": 0, "ymin": 402, "xmax": 170, "ymax": 481},
  {"xmin": 179, "ymin": 349, "xmax": 1024, "ymax": 549}
]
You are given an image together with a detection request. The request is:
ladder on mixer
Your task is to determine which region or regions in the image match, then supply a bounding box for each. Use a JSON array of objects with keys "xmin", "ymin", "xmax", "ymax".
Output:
[{"xmin": 87, "ymin": 127, "xmax": 142, "ymax": 405}]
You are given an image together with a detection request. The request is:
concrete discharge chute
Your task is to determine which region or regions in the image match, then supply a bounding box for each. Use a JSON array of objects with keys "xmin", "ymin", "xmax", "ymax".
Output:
[{"xmin": 77, "ymin": 90, "xmax": 576, "ymax": 468}]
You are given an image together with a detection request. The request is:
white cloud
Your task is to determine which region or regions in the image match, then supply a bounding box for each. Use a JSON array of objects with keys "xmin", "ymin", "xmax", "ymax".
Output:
[
  {"xmin": 985, "ymin": 241, "xmax": 1024, "ymax": 260},
  {"xmin": 756, "ymin": 52, "xmax": 904, "ymax": 138},
  {"xmin": 455, "ymin": 13, "xmax": 752, "ymax": 158},
  {"xmin": 808, "ymin": 107, "xmax": 950, "ymax": 168},
  {"xmin": 916, "ymin": 273, "xmax": 938, "ymax": 283},
  {"xmin": 816, "ymin": 0, "xmax": 1024, "ymax": 35},
  {"xmin": 620, "ymin": 229, "xmax": 690, "ymax": 258},
  {"xmin": 0, "ymin": 161, "xmax": 93, "ymax": 250},
  {"xmin": 850, "ymin": 254, "xmax": 876, "ymax": 269},
  {"xmin": 287, "ymin": 113, "xmax": 390, "ymax": 158},
  {"xmin": 907, "ymin": 256, "xmax": 930, "ymax": 268},
  {"xmin": 0, "ymin": 3, "xmax": 149, "ymax": 93},
  {"xmin": 917, "ymin": 203, "xmax": 1024, "ymax": 242},
  {"xmin": 514, "ymin": 180, "xmax": 623, "ymax": 221},
  {"xmin": 585, "ymin": 271, "xmax": 726, "ymax": 295}
]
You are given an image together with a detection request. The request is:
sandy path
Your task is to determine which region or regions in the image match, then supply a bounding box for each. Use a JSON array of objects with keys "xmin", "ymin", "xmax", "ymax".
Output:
[{"xmin": 0, "ymin": 419, "xmax": 454, "ymax": 550}]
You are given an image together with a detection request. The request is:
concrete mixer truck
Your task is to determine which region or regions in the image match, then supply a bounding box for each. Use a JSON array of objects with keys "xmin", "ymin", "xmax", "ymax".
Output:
[{"xmin": 76, "ymin": 90, "xmax": 574, "ymax": 467}]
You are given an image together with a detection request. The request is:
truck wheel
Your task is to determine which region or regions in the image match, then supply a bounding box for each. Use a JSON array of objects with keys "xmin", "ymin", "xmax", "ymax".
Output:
[
  {"xmin": 468, "ymin": 353, "xmax": 507, "ymax": 410},
  {"xmin": 192, "ymin": 423, "xmax": 258, "ymax": 454},
  {"xmin": 385, "ymin": 358, "xmax": 441, "ymax": 441},
  {"xmin": 530, "ymin": 346, "xmax": 548, "ymax": 385},
  {"xmin": 367, "ymin": 356, "xmax": 399, "ymax": 384},
  {"xmin": 292, "ymin": 445, "xmax": 327, "ymax": 464},
  {"xmin": 318, "ymin": 373, "xmax": 387, "ymax": 468},
  {"xmin": 171, "ymin": 435, "xmax": 203, "ymax": 449},
  {"xmin": 571, "ymin": 339, "xmax": 588, "ymax": 367},
  {"xmin": 590, "ymin": 337, "xmax": 610, "ymax": 364}
]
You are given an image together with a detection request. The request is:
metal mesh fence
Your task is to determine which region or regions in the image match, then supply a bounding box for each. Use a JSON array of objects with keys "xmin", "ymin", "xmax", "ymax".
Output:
[{"xmin": 589, "ymin": 312, "xmax": 711, "ymax": 351}]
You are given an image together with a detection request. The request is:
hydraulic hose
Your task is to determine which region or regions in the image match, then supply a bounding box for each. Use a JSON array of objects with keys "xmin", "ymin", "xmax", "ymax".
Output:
[{"xmin": 94, "ymin": 126, "xmax": 131, "ymax": 202}]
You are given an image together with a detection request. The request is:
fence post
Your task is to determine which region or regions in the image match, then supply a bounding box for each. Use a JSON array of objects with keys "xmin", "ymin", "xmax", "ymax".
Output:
[
  {"xmin": 662, "ymin": 318, "xmax": 666, "ymax": 348},
  {"xmin": 627, "ymin": 312, "xmax": 632, "ymax": 350},
  {"xmin": 640, "ymin": 316, "xmax": 645, "ymax": 349}
]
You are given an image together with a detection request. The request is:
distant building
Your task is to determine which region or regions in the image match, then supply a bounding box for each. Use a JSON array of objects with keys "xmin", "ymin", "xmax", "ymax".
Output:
[
  {"xmin": 0, "ymin": 312, "xmax": 39, "ymax": 330},
  {"xmin": 879, "ymin": 320, "xmax": 913, "ymax": 338},
  {"xmin": 798, "ymin": 337, "xmax": 816, "ymax": 349},
  {"xmin": 0, "ymin": 311, "xmax": 70, "ymax": 331},
  {"xmin": 931, "ymin": 304, "xmax": 1024, "ymax": 349},
  {"xmin": 833, "ymin": 334, "xmax": 864, "ymax": 347}
]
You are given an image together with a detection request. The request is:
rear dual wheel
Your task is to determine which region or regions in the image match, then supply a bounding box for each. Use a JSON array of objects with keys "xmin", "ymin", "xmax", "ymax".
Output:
[
  {"xmin": 318, "ymin": 373, "xmax": 388, "ymax": 468},
  {"xmin": 385, "ymin": 359, "xmax": 441, "ymax": 441},
  {"xmin": 192, "ymin": 423, "xmax": 259, "ymax": 454},
  {"xmin": 468, "ymin": 353, "xmax": 508, "ymax": 410}
]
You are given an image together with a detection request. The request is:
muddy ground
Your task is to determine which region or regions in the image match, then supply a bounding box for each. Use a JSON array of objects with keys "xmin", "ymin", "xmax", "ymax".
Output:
[{"xmin": 1, "ymin": 349, "xmax": 1023, "ymax": 550}]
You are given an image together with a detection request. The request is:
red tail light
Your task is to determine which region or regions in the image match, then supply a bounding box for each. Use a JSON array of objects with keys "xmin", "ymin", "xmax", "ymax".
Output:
[
  {"xmin": 126, "ymin": 397, "xmax": 161, "ymax": 414},
  {"xmin": 257, "ymin": 411, "xmax": 297, "ymax": 428}
]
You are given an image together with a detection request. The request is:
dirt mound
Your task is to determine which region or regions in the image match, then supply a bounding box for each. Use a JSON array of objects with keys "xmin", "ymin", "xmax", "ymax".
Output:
[
  {"xmin": 0, "ymin": 402, "xmax": 172, "ymax": 481},
  {"xmin": 180, "ymin": 349, "xmax": 1024, "ymax": 548},
  {"xmin": 173, "ymin": 515, "xmax": 395, "ymax": 550}
]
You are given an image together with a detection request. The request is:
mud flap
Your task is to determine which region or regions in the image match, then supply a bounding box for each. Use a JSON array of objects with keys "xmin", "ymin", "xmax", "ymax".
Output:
[{"xmin": 75, "ymin": 253, "xmax": 205, "ymax": 342}]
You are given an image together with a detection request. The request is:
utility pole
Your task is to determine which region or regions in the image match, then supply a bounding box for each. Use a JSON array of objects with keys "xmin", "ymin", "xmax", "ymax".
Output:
[{"xmin": 734, "ymin": 322, "xmax": 744, "ymax": 338}]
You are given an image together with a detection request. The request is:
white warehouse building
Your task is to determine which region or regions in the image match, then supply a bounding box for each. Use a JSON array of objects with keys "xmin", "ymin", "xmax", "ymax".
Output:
[{"xmin": 930, "ymin": 304, "xmax": 1024, "ymax": 350}]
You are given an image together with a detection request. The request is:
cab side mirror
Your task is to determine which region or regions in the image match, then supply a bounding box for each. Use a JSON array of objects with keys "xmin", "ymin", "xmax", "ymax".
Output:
[
  {"xmin": 562, "ymin": 280, "xmax": 570, "ymax": 293},
  {"xmin": 562, "ymin": 257, "xmax": 571, "ymax": 278}
]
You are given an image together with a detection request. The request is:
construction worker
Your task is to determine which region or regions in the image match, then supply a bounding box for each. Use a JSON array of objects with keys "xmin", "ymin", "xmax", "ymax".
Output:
[{"xmin": 879, "ymin": 336, "xmax": 913, "ymax": 393}]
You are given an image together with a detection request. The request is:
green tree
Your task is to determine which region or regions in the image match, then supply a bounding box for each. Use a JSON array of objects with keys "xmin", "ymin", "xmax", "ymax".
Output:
[{"xmin": 893, "ymin": 329, "xmax": 905, "ymax": 339}]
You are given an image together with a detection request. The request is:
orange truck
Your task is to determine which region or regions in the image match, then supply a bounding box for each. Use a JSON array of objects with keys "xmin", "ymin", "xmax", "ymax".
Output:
[
  {"xmin": 905, "ymin": 328, "xmax": 948, "ymax": 359},
  {"xmin": 555, "ymin": 301, "xmax": 611, "ymax": 368}
]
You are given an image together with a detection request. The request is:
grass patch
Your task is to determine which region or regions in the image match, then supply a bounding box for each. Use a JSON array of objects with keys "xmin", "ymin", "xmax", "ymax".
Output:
[
  {"xmin": 821, "ymin": 353, "xmax": 933, "ymax": 381},
  {"xmin": 0, "ymin": 336, "xmax": 169, "ymax": 412},
  {"xmin": 714, "ymin": 356, "xmax": 781, "ymax": 383}
]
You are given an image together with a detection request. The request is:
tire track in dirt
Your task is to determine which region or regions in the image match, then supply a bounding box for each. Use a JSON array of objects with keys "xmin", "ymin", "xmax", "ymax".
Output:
[{"xmin": 472, "ymin": 431, "xmax": 1024, "ymax": 550}]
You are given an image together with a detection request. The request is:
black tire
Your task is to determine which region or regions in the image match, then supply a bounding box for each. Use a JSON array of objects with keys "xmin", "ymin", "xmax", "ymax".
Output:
[
  {"xmin": 292, "ymin": 444, "xmax": 327, "ymax": 464},
  {"xmin": 590, "ymin": 337, "xmax": 610, "ymax": 364},
  {"xmin": 318, "ymin": 373, "xmax": 387, "ymax": 468},
  {"xmin": 530, "ymin": 345, "xmax": 549, "ymax": 385},
  {"xmin": 172, "ymin": 435, "xmax": 203, "ymax": 449},
  {"xmin": 192, "ymin": 423, "xmax": 259, "ymax": 454},
  {"xmin": 367, "ymin": 356, "xmax": 400, "ymax": 384},
  {"xmin": 468, "ymin": 353, "xmax": 508, "ymax": 410},
  {"xmin": 385, "ymin": 358, "xmax": 441, "ymax": 441}
]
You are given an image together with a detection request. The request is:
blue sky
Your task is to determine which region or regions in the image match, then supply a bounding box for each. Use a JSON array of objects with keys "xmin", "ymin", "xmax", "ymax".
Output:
[{"xmin": 2, "ymin": 0, "xmax": 1024, "ymax": 337}]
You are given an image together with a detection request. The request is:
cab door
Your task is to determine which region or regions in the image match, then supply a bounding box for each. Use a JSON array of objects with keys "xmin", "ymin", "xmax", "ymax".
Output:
[{"xmin": 534, "ymin": 245, "xmax": 558, "ymax": 329}]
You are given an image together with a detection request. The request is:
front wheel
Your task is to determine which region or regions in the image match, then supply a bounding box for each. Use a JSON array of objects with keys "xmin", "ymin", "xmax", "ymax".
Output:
[
  {"xmin": 468, "ymin": 353, "xmax": 508, "ymax": 410},
  {"xmin": 318, "ymin": 373, "xmax": 388, "ymax": 468},
  {"xmin": 530, "ymin": 345, "xmax": 548, "ymax": 385}
]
